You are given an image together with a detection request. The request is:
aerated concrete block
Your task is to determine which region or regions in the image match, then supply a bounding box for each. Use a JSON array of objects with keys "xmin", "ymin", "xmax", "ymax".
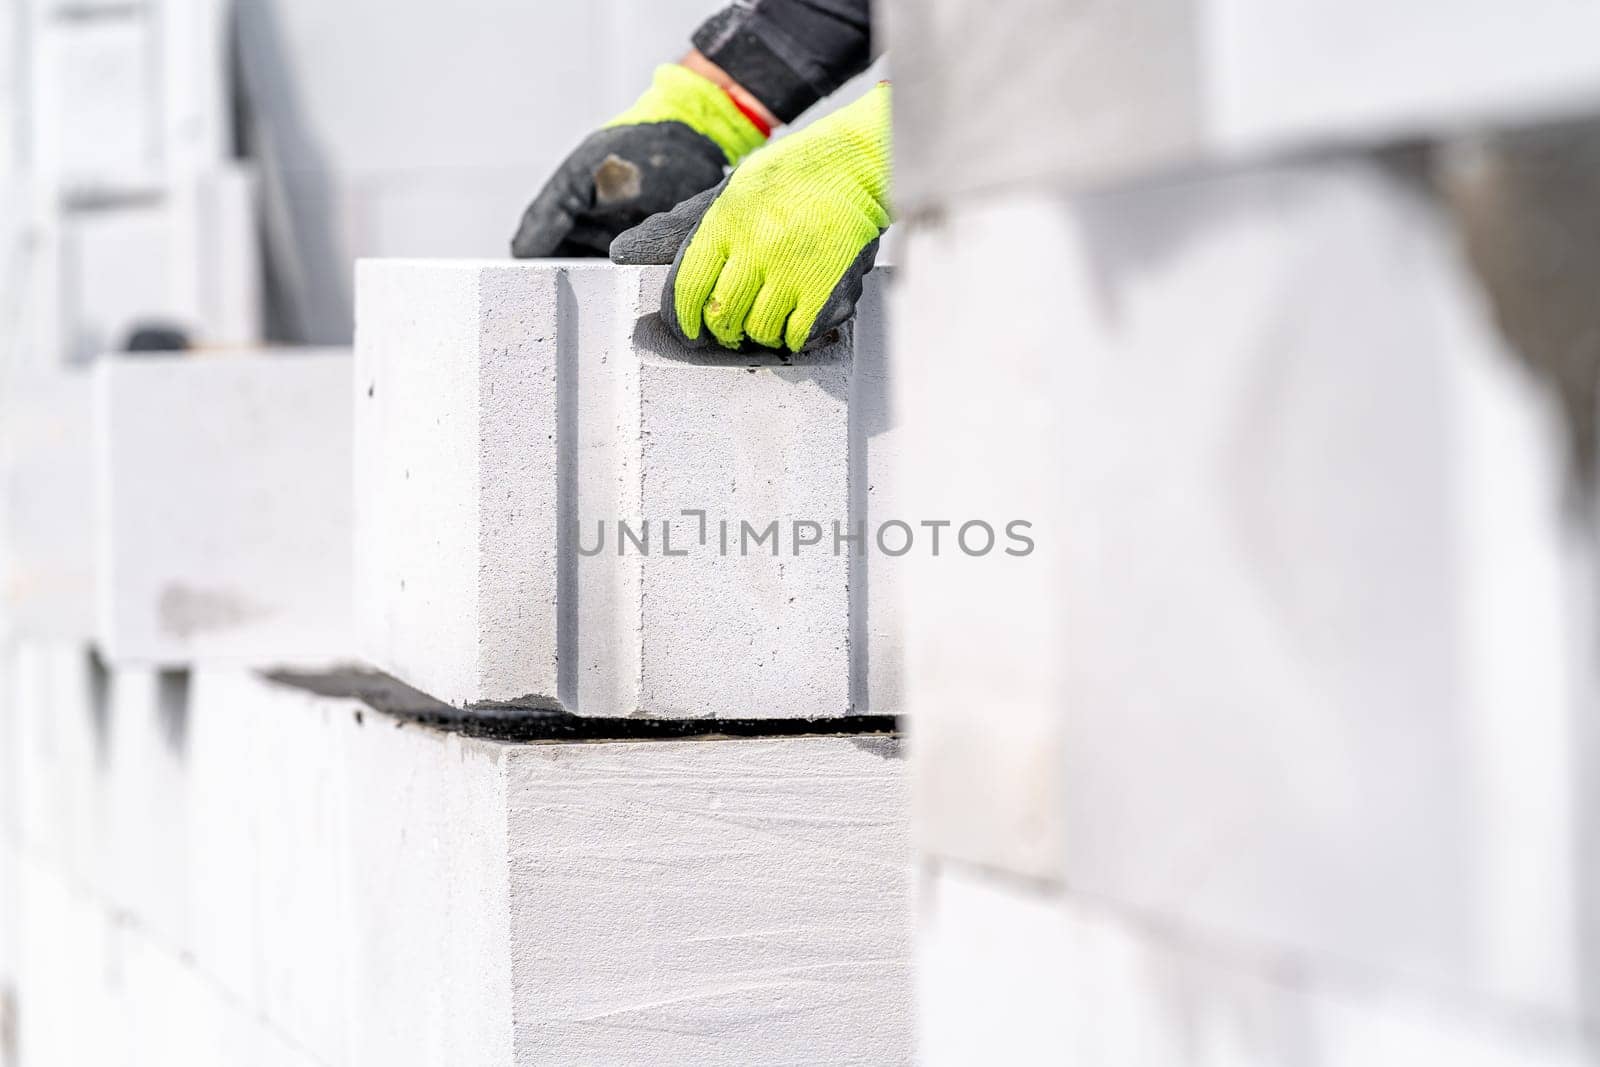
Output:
[
  {"xmin": 31, "ymin": 15, "xmax": 160, "ymax": 195},
  {"xmin": 918, "ymin": 865, "xmax": 1593, "ymax": 1067},
  {"xmin": 198, "ymin": 669, "xmax": 914, "ymax": 1065},
  {"xmin": 13, "ymin": 641, "xmax": 112, "ymax": 892},
  {"xmin": 885, "ymin": 0, "xmax": 1600, "ymax": 212},
  {"xmin": 95, "ymin": 349, "xmax": 353, "ymax": 665},
  {"xmin": 59, "ymin": 206, "xmax": 172, "ymax": 362},
  {"xmin": 9, "ymin": 641, "xmax": 261, "ymax": 1011},
  {"xmin": 16, "ymin": 852, "xmax": 325, "ymax": 1067},
  {"xmin": 356, "ymin": 260, "xmax": 899, "ymax": 717},
  {"xmin": 59, "ymin": 165, "xmax": 262, "ymax": 362},
  {"xmin": 12, "ymin": 655, "xmax": 911, "ymax": 1063},
  {"xmin": 16, "ymin": 857, "xmax": 124, "ymax": 1067},
  {"xmin": 117, "ymin": 916, "xmax": 330, "ymax": 1067},
  {"xmin": 898, "ymin": 158, "xmax": 1598, "ymax": 1023}
]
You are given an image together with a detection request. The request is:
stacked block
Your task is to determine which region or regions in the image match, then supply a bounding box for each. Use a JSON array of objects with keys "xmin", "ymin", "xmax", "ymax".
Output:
[
  {"xmin": 19, "ymin": 0, "xmax": 260, "ymax": 368},
  {"xmin": 7, "ymin": 646, "xmax": 912, "ymax": 1064},
  {"xmin": 56, "ymin": 166, "xmax": 262, "ymax": 363},
  {"xmin": 886, "ymin": 2, "xmax": 1600, "ymax": 1062},
  {"xmin": 355, "ymin": 261, "xmax": 900, "ymax": 717},
  {"xmin": 30, "ymin": 12, "xmax": 161, "ymax": 196}
]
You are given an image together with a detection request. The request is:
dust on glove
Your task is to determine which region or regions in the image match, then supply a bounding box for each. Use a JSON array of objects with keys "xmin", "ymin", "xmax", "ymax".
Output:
[
  {"xmin": 511, "ymin": 64, "xmax": 767, "ymax": 258},
  {"xmin": 611, "ymin": 82, "xmax": 891, "ymax": 352}
]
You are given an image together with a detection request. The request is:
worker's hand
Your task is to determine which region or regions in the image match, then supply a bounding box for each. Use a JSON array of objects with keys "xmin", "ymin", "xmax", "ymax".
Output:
[
  {"xmin": 511, "ymin": 64, "xmax": 767, "ymax": 258},
  {"xmin": 611, "ymin": 83, "xmax": 891, "ymax": 353}
]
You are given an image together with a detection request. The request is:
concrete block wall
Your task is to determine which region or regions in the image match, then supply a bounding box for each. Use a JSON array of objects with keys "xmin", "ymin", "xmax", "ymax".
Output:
[
  {"xmin": 0, "ymin": 283, "xmax": 910, "ymax": 1060},
  {"xmin": 4, "ymin": 645, "xmax": 912, "ymax": 1064},
  {"xmin": 0, "ymin": 3, "xmax": 922, "ymax": 1063},
  {"xmin": 885, "ymin": 0, "xmax": 1600, "ymax": 1062},
  {"xmin": 355, "ymin": 261, "xmax": 901, "ymax": 717}
]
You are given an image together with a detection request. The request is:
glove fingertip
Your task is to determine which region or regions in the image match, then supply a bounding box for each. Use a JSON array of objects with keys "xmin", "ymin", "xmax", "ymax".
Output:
[
  {"xmin": 609, "ymin": 224, "xmax": 680, "ymax": 266},
  {"xmin": 511, "ymin": 194, "xmax": 575, "ymax": 259},
  {"xmin": 609, "ymin": 182, "xmax": 725, "ymax": 265},
  {"xmin": 796, "ymin": 237, "xmax": 881, "ymax": 351},
  {"xmin": 658, "ymin": 253, "xmax": 715, "ymax": 349}
]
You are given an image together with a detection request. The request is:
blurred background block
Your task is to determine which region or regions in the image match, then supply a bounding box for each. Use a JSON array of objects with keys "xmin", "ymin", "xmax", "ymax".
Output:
[
  {"xmin": 901, "ymin": 153, "xmax": 1598, "ymax": 1020},
  {"xmin": 54, "ymin": 166, "xmax": 260, "ymax": 363},
  {"xmin": 917, "ymin": 864, "xmax": 1594, "ymax": 1067},
  {"xmin": 30, "ymin": 13, "xmax": 162, "ymax": 197},
  {"xmin": 886, "ymin": 0, "xmax": 1600, "ymax": 211},
  {"xmin": 94, "ymin": 350, "xmax": 353, "ymax": 666}
]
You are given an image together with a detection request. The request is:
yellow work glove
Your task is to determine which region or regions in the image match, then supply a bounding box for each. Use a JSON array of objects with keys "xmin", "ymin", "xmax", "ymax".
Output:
[{"xmin": 611, "ymin": 82, "xmax": 891, "ymax": 352}]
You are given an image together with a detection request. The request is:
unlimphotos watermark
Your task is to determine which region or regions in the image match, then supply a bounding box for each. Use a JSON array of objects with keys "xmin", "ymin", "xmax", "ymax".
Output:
[{"xmin": 572, "ymin": 511, "xmax": 1035, "ymax": 558}]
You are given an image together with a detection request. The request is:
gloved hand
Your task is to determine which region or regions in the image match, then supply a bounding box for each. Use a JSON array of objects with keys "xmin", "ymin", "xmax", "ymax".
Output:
[
  {"xmin": 511, "ymin": 64, "xmax": 767, "ymax": 258},
  {"xmin": 611, "ymin": 83, "xmax": 891, "ymax": 353}
]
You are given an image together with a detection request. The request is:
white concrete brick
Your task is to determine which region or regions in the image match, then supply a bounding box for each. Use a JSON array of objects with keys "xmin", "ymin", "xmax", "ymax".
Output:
[
  {"xmin": 59, "ymin": 206, "xmax": 171, "ymax": 362},
  {"xmin": 0, "ymin": 651, "xmax": 17, "ymax": 1048},
  {"xmin": 334, "ymin": 686, "xmax": 514, "ymax": 1067},
  {"xmin": 162, "ymin": 167, "xmax": 265, "ymax": 348},
  {"xmin": 886, "ymin": 0, "xmax": 1600, "ymax": 211},
  {"xmin": 0, "ymin": 370, "xmax": 95, "ymax": 640},
  {"xmin": 31, "ymin": 15, "xmax": 160, "ymax": 195},
  {"xmin": 356, "ymin": 260, "xmax": 899, "ymax": 716},
  {"xmin": 219, "ymin": 670, "xmax": 912, "ymax": 1065},
  {"xmin": 919, "ymin": 865, "xmax": 1592, "ymax": 1067},
  {"xmin": 353, "ymin": 260, "xmax": 558, "ymax": 710},
  {"xmin": 58, "ymin": 165, "xmax": 262, "ymax": 362},
  {"xmin": 101, "ymin": 666, "xmax": 192, "ymax": 949},
  {"xmin": 629, "ymin": 266, "xmax": 851, "ymax": 718},
  {"xmin": 16, "ymin": 856, "xmax": 123, "ymax": 1067},
  {"xmin": 0, "ymin": 834, "xmax": 13, "ymax": 1067},
  {"xmin": 503, "ymin": 733, "xmax": 911, "ymax": 1064},
  {"xmin": 95, "ymin": 349, "xmax": 353, "ymax": 665},
  {"xmin": 9, "ymin": 651, "xmax": 910, "ymax": 1062},
  {"xmin": 11, "ymin": 646, "xmax": 216, "ymax": 970},
  {"xmin": 13, "ymin": 642, "xmax": 111, "ymax": 891},
  {"xmin": 15, "ymin": 852, "xmax": 324, "ymax": 1067},
  {"xmin": 10, "ymin": 646, "xmax": 260, "ymax": 1018},
  {"xmin": 117, "ymin": 922, "xmax": 327, "ymax": 1067},
  {"xmin": 160, "ymin": 0, "xmax": 231, "ymax": 174},
  {"xmin": 247, "ymin": 682, "xmax": 351, "ymax": 1066},
  {"xmin": 898, "ymin": 159, "xmax": 1598, "ymax": 1021}
]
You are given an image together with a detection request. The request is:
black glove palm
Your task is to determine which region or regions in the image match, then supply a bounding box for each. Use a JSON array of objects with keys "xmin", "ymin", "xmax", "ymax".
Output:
[{"xmin": 510, "ymin": 64, "xmax": 765, "ymax": 258}]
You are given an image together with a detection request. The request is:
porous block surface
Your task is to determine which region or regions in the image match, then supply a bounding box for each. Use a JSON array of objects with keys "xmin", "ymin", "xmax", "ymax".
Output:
[{"xmin": 356, "ymin": 260, "xmax": 899, "ymax": 717}]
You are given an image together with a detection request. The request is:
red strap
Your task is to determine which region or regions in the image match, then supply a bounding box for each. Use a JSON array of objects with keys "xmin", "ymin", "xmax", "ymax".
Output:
[{"xmin": 724, "ymin": 87, "xmax": 773, "ymax": 140}]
